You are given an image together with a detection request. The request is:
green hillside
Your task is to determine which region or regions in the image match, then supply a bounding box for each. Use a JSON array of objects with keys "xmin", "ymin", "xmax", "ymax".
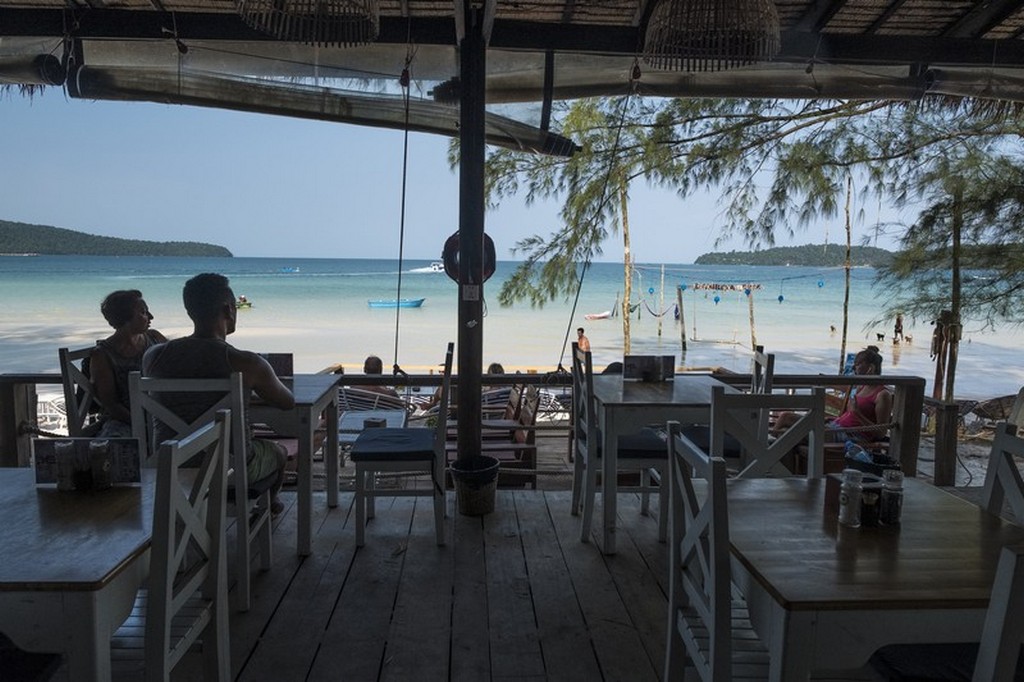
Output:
[
  {"xmin": 695, "ymin": 244, "xmax": 892, "ymax": 267},
  {"xmin": 0, "ymin": 220, "xmax": 232, "ymax": 257}
]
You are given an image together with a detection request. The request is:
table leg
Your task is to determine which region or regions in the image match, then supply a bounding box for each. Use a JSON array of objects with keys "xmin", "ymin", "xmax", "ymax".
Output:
[
  {"xmin": 766, "ymin": 605, "xmax": 815, "ymax": 682},
  {"xmin": 65, "ymin": 592, "xmax": 114, "ymax": 682},
  {"xmin": 326, "ymin": 399, "xmax": 339, "ymax": 509},
  {"xmin": 602, "ymin": 412, "xmax": 619, "ymax": 555},
  {"xmin": 297, "ymin": 409, "xmax": 313, "ymax": 556}
]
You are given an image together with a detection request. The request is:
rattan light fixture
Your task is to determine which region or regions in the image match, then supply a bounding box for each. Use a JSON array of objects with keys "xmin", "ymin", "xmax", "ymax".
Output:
[
  {"xmin": 643, "ymin": 0, "xmax": 780, "ymax": 72},
  {"xmin": 236, "ymin": 0, "xmax": 379, "ymax": 47}
]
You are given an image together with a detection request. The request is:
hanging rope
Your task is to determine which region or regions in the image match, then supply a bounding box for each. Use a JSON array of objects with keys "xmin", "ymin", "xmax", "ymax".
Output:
[{"xmin": 390, "ymin": 40, "xmax": 415, "ymax": 378}]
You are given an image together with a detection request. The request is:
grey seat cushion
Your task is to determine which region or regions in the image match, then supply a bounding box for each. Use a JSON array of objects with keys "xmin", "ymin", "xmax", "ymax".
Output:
[{"xmin": 350, "ymin": 428, "xmax": 434, "ymax": 462}]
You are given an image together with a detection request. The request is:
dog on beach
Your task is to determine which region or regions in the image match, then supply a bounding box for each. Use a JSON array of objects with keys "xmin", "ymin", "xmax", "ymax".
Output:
[{"xmin": 876, "ymin": 333, "xmax": 885, "ymax": 342}]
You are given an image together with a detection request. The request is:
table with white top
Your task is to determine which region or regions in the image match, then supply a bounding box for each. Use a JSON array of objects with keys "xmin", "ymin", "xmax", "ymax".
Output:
[
  {"xmin": 0, "ymin": 468, "xmax": 156, "ymax": 681},
  {"xmin": 590, "ymin": 373, "xmax": 735, "ymax": 554},
  {"xmin": 250, "ymin": 373, "xmax": 340, "ymax": 556},
  {"xmin": 726, "ymin": 476, "xmax": 1024, "ymax": 680}
]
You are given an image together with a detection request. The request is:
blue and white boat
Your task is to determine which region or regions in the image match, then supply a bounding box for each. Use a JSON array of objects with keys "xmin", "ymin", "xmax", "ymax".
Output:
[{"xmin": 367, "ymin": 298, "xmax": 426, "ymax": 308}]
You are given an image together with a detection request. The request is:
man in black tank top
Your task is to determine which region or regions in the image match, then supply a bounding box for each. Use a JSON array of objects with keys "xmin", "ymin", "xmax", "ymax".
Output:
[{"xmin": 143, "ymin": 273, "xmax": 295, "ymax": 514}]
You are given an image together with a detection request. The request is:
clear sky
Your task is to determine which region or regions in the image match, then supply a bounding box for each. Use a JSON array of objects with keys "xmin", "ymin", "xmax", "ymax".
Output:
[{"xmin": 1, "ymin": 89, "xmax": 898, "ymax": 262}]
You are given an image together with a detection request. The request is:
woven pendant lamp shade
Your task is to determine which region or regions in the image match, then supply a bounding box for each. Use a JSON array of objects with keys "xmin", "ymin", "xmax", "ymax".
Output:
[
  {"xmin": 643, "ymin": 0, "xmax": 780, "ymax": 72},
  {"xmin": 236, "ymin": 0, "xmax": 379, "ymax": 47}
]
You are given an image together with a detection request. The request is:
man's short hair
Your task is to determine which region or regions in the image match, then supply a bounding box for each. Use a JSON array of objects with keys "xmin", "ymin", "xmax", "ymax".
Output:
[
  {"xmin": 100, "ymin": 289, "xmax": 143, "ymax": 328},
  {"xmin": 577, "ymin": 327, "xmax": 585, "ymax": 334},
  {"xmin": 183, "ymin": 273, "xmax": 233, "ymax": 323},
  {"xmin": 363, "ymin": 355, "xmax": 384, "ymax": 374}
]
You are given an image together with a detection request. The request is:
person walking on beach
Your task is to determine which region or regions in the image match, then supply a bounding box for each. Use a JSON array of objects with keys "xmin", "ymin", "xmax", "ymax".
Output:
[
  {"xmin": 142, "ymin": 273, "xmax": 293, "ymax": 514},
  {"xmin": 893, "ymin": 313, "xmax": 904, "ymax": 343},
  {"xmin": 90, "ymin": 289, "xmax": 167, "ymax": 437},
  {"xmin": 576, "ymin": 327, "xmax": 591, "ymax": 353}
]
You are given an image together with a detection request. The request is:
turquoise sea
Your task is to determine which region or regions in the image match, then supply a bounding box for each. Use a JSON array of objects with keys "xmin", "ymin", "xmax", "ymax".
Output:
[{"xmin": 2, "ymin": 255, "xmax": 1021, "ymax": 400}]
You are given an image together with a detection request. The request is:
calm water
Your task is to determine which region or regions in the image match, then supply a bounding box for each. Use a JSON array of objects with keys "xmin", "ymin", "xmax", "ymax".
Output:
[{"xmin": 2, "ymin": 255, "xmax": 1021, "ymax": 399}]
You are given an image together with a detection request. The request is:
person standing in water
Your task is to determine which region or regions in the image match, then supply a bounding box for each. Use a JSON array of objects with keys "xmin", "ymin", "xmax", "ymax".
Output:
[{"xmin": 893, "ymin": 313, "xmax": 904, "ymax": 343}]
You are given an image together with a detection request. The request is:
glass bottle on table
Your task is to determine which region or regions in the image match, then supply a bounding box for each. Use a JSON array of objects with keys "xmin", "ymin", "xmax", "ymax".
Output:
[
  {"xmin": 838, "ymin": 468, "xmax": 863, "ymax": 528},
  {"xmin": 880, "ymin": 469, "xmax": 904, "ymax": 525}
]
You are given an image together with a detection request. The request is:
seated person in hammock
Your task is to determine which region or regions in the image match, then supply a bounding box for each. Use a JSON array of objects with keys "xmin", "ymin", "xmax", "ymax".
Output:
[{"xmin": 775, "ymin": 345, "xmax": 893, "ymax": 444}]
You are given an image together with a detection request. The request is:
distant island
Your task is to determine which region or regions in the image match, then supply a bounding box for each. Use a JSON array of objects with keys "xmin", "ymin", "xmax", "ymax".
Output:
[
  {"xmin": 695, "ymin": 244, "xmax": 892, "ymax": 267},
  {"xmin": 0, "ymin": 220, "xmax": 232, "ymax": 257}
]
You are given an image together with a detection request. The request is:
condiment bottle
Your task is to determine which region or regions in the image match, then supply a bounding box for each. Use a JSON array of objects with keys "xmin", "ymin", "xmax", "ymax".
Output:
[
  {"xmin": 838, "ymin": 469, "xmax": 863, "ymax": 528},
  {"xmin": 880, "ymin": 469, "xmax": 904, "ymax": 525}
]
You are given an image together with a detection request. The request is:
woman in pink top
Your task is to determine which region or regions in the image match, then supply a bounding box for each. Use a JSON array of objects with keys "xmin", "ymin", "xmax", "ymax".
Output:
[{"xmin": 829, "ymin": 345, "xmax": 892, "ymax": 442}]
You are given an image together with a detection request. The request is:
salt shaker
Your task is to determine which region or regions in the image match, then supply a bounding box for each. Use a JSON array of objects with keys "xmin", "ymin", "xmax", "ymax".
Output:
[
  {"xmin": 89, "ymin": 439, "xmax": 112, "ymax": 490},
  {"xmin": 838, "ymin": 469, "xmax": 863, "ymax": 528},
  {"xmin": 880, "ymin": 469, "xmax": 904, "ymax": 525},
  {"xmin": 54, "ymin": 440, "xmax": 76, "ymax": 492}
]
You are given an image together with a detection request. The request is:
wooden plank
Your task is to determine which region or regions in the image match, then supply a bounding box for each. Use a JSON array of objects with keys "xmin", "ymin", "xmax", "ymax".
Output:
[
  {"xmin": 449, "ymin": 497, "xmax": 491, "ymax": 681},
  {"xmin": 380, "ymin": 496, "xmax": 454, "ymax": 681},
  {"xmin": 237, "ymin": 493, "xmax": 356, "ymax": 681},
  {"xmin": 548, "ymin": 490, "xmax": 661, "ymax": 682},
  {"xmin": 610, "ymin": 493, "xmax": 669, "ymax": 671},
  {"xmin": 618, "ymin": 492, "xmax": 670, "ymax": 594},
  {"xmin": 307, "ymin": 495, "xmax": 415, "ymax": 682},
  {"xmin": 485, "ymin": 489, "xmax": 546, "ymax": 681},
  {"xmin": 516, "ymin": 490, "xmax": 602, "ymax": 681}
]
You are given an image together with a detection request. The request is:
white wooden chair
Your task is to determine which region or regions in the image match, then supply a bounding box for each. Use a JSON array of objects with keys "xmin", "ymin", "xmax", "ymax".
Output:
[
  {"xmin": 58, "ymin": 344, "xmax": 102, "ymax": 436},
  {"xmin": 981, "ymin": 421, "xmax": 1024, "ymax": 523},
  {"xmin": 709, "ymin": 385, "xmax": 827, "ymax": 479},
  {"xmin": 664, "ymin": 420, "xmax": 769, "ymax": 682},
  {"xmin": 870, "ymin": 543, "xmax": 1024, "ymax": 682},
  {"xmin": 129, "ymin": 372, "xmax": 272, "ymax": 612},
  {"xmin": 111, "ymin": 410, "xmax": 231, "ymax": 681},
  {"xmin": 571, "ymin": 342, "xmax": 668, "ymax": 543},
  {"xmin": 349, "ymin": 343, "xmax": 453, "ymax": 547}
]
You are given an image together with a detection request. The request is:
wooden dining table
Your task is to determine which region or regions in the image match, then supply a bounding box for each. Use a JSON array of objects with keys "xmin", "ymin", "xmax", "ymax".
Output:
[
  {"xmin": 249, "ymin": 373, "xmax": 340, "ymax": 556},
  {"xmin": 727, "ymin": 476, "xmax": 1024, "ymax": 680},
  {"xmin": 0, "ymin": 468, "xmax": 156, "ymax": 681},
  {"xmin": 590, "ymin": 373, "xmax": 735, "ymax": 554}
]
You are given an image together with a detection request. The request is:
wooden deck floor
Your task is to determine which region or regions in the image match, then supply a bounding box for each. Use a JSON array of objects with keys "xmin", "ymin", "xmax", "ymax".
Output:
[{"xmin": 225, "ymin": 488, "xmax": 668, "ymax": 682}]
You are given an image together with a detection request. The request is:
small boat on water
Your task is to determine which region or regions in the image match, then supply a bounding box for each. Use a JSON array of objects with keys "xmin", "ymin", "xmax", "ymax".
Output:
[
  {"xmin": 236, "ymin": 296, "xmax": 253, "ymax": 309},
  {"xmin": 410, "ymin": 262, "xmax": 445, "ymax": 274},
  {"xmin": 584, "ymin": 310, "xmax": 612, "ymax": 320},
  {"xmin": 368, "ymin": 298, "xmax": 426, "ymax": 308},
  {"xmin": 279, "ymin": 266, "xmax": 300, "ymax": 274}
]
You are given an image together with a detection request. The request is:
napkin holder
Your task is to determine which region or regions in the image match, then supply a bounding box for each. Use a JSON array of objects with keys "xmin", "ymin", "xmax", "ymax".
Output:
[
  {"xmin": 32, "ymin": 437, "xmax": 142, "ymax": 490},
  {"xmin": 623, "ymin": 355, "xmax": 675, "ymax": 382}
]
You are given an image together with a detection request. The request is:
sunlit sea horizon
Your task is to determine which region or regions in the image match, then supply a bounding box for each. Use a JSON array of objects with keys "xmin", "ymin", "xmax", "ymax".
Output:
[{"xmin": 2, "ymin": 255, "xmax": 1021, "ymax": 401}]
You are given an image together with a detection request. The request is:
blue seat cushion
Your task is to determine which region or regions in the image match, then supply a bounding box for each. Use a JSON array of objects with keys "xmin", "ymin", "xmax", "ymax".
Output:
[
  {"xmin": 350, "ymin": 427, "xmax": 435, "ymax": 462},
  {"xmin": 617, "ymin": 427, "xmax": 667, "ymax": 459},
  {"xmin": 680, "ymin": 424, "xmax": 743, "ymax": 459},
  {"xmin": 869, "ymin": 642, "xmax": 1024, "ymax": 681}
]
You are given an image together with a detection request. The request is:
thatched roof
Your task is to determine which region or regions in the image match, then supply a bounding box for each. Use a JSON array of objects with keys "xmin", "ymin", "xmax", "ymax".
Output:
[{"xmin": 4, "ymin": 0, "xmax": 1024, "ymax": 148}]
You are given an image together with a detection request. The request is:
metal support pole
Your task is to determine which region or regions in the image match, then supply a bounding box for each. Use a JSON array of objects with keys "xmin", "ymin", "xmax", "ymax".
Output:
[{"xmin": 456, "ymin": 2, "xmax": 486, "ymax": 464}]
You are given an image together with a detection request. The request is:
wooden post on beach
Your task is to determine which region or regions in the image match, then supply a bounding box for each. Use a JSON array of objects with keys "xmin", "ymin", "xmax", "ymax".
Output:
[
  {"xmin": 677, "ymin": 285, "xmax": 687, "ymax": 351},
  {"xmin": 658, "ymin": 265, "xmax": 665, "ymax": 337},
  {"xmin": 747, "ymin": 290, "xmax": 757, "ymax": 350}
]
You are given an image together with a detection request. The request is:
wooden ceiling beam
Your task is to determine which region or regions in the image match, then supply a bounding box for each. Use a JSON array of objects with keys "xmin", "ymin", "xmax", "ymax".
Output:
[
  {"xmin": 944, "ymin": 0, "xmax": 1023, "ymax": 38},
  {"xmin": 793, "ymin": 0, "xmax": 844, "ymax": 32},
  {"xmin": 4, "ymin": 9, "xmax": 1024, "ymax": 67}
]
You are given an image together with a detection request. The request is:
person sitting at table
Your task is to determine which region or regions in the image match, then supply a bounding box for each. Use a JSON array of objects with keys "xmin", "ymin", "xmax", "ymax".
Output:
[
  {"xmin": 90, "ymin": 289, "xmax": 168, "ymax": 438},
  {"xmin": 774, "ymin": 345, "xmax": 893, "ymax": 444},
  {"xmin": 142, "ymin": 272, "xmax": 294, "ymax": 514},
  {"xmin": 361, "ymin": 355, "xmax": 400, "ymax": 397}
]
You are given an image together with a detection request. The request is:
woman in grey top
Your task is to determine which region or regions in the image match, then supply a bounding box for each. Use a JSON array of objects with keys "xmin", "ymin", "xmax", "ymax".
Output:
[{"xmin": 90, "ymin": 289, "xmax": 167, "ymax": 437}]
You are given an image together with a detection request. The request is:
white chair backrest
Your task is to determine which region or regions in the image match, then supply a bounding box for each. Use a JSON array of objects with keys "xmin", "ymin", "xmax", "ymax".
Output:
[
  {"xmin": 981, "ymin": 422, "xmax": 1024, "ymax": 522},
  {"xmin": 572, "ymin": 343, "xmax": 598, "ymax": 462},
  {"xmin": 666, "ymin": 420, "xmax": 732, "ymax": 682},
  {"xmin": 750, "ymin": 344, "xmax": 775, "ymax": 396},
  {"xmin": 58, "ymin": 345, "xmax": 100, "ymax": 436},
  {"xmin": 973, "ymin": 544, "xmax": 1024, "ymax": 682},
  {"xmin": 146, "ymin": 409, "xmax": 230, "ymax": 679},
  {"xmin": 129, "ymin": 372, "xmax": 247, "ymax": 471},
  {"xmin": 432, "ymin": 344, "xmax": 455, "ymax": 457},
  {"xmin": 710, "ymin": 385, "xmax": 826, "ymax": 479},
  {"xmin": 1008, "ymin": 387, "xmax": 1024, "ymax": 432}
]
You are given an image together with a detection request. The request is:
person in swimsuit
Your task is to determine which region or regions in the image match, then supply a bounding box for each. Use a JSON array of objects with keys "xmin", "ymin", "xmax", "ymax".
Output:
[
  {"xmin": 90, "ymin": 289, "xmax": 167, "ymax": 437},
  {"xmin": 828, "ymin": 345, "xmax": 892, "ymax": 442}
]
